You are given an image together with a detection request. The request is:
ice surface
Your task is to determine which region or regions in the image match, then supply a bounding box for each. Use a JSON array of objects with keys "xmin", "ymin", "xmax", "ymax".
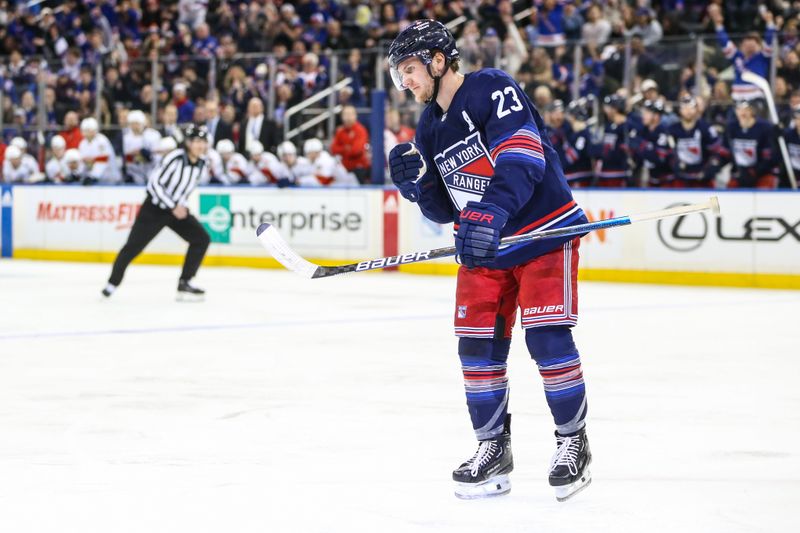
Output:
[{"xmin": 0, "ymin": 259, "xmax": 798, "ymax": 533}]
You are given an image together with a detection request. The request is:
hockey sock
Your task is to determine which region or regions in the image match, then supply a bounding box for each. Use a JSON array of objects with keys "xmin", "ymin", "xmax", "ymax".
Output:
[
  {"xmin": 526, "ymin": 326, "xmax": 587, "ymax": 435},
  {"xmin": 458, "ymin": 337, "xmax": 511, "ymax": 440}
]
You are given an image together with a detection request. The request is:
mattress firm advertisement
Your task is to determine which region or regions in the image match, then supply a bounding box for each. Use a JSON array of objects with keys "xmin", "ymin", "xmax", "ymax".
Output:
[{"xmin": 12, "ymin": 186, "xmax": 383, "ymax": 261}]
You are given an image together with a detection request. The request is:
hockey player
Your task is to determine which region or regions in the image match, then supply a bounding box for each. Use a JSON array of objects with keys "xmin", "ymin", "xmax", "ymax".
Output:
[
  {"xmin": 563, "ymin": 98, "xmax": 594, "ymax": 188},
  {"xmin": 718, "ymin": 100, "xmax": 778, "ymax": 189},
  {"xmin": 45, "ymin": 135, "xmax": 68, "ymax": 182},
  {"xmin": 122, "ymin": 110, "xmax": 162, "ymax": 184},
  {"xmin": 153, "ymin": 136, "xmax": 178, "ymax": 167},
  {"xmin": 102, "ymin": 125, "xmax": 211, "ymax": 300},
  {"xmin": 2, "ymin": 145, "xmax": 42, "ymax": 183},
  {"xmin": 201, "ymin": 144, "xmax": 227, "ymax": 185},
  {"xmin": 296, "ymin": 138, "xmax": 360, "ymax": 187},
  {"xmin": 274, "ymin": 141, "xmax": 307, "ymax": 187},
  {"xmin": 62, "ymin": 149, "xmax": 86, "ymax": 183},
  {"xmin": 215, "ymin": 139, "xmax": 252, "ymax": 185},
  {"xmin": 78, "ymin": 117, "xmax": 118, "ymax": 184},
  {"xmin": 783, "ymin": 106, "xmax": 800, "ymax": 188},
  {"xmin": 594, "ymin": 94, "xmax": 638, "ymax": 187},
  {"xmin": 667, "ymin": 95, "xmax": 721, "ymax": 188},
  {"xmin": 544, "ymin": 100, "xmax": 571, "ymax": 172},
  {"xmin": 245, "ymin": 140, "xmax": 290, "ymax": 186},
  {"xmin": 637, "ymin": 100, "xmax": 675, "ymax": 187},
  {"xmin": 388, "ymin": 20, "xmax": 591, "ymax": 501}
]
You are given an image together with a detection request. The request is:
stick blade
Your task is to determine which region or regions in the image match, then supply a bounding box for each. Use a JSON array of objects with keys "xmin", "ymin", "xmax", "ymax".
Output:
[
  {"xmin": 710, "ymin": 196, "xmax": 721, "ymax": 215},
  {"xmin": 255, "ymin": 223, "xmax": 319, "ymax": 278}
]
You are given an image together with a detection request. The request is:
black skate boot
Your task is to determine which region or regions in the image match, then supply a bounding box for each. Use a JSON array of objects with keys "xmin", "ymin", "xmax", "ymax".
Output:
[
  {"xmin": 177, "ymin": 279, "xmax": 205, "ymax": 302},
  {"xmin": 549, "ymin": 426, "xmax": 592, "ymax": 502},
  {"xmin": 452, "ymin": 414, "xmax": 513, "ymax": 499},
  {"xmin": 101, "ymin": 283, "xmax": 117, "ymax": 298}
]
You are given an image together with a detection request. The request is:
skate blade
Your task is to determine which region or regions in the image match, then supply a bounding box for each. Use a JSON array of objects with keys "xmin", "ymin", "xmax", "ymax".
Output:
[
  {"xmin": 454, "ymin": 474, "xmax": 511, "ymax": 500},
  {"xmin": 554, "ymin": 468, "xmax": 592, "ymax": 502},
  {"xmin": 176, "ymin": 292, "xmax": 205, "ymax": 303}
]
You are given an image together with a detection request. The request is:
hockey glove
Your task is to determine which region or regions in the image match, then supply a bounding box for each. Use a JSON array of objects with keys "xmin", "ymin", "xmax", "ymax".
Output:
[
  {"xmin": 389, "ymin": 142, "xmax": 428, "ymax": 202},
  {"xmin": 455, "ymin": 202, "xmax": 509, "ymax": 269}
]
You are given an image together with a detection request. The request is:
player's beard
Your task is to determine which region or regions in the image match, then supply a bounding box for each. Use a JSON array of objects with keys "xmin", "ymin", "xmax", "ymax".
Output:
[{"xmin": 414, "ymin": 81, "xmax": 434, "ymax": 104}]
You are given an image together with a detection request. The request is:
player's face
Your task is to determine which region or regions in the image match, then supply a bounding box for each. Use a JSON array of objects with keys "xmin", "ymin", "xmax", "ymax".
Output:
[
  {"xmin": 187, "ymin": 138, "xmax": 208, "ymax": 158},
  {"xmin": 735, "ymin": 105, "xmax": 753, "ymax": 123},
  {"xmin": 679, "ymin": 103, "xmax": 697, "ymax": 121},
  {"xmin": 396, "ymin": 57, "xmax": 434, "ymax": 103}
]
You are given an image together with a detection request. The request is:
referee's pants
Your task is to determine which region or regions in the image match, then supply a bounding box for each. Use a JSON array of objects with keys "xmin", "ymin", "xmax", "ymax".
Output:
[{"xmin": 108, "ymin": 198, "xmax": 210, "ymax": 286}]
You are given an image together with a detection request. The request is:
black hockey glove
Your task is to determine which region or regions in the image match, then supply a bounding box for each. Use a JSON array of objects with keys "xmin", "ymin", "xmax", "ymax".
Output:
[
  {"xmin": 455, "ymin": 202, "xmax": 509, "ymax": 269},
  {"xmin": 389, "ymin": 142, "xmax": 427, "ymax": 202}
]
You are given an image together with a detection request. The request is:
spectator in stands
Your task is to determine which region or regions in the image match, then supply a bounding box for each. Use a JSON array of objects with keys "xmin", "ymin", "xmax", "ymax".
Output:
[
  {"xmin": 205, "ymin": 99, "xmax": 234, "ymax": 146},
  {"xmin": 239, "ymin": 97, "xmax": 281, "ymax": 156},
  {"xmin": 629, "ymin": 8, "xmax": 663, "ymax": 46},
  {"xmin": 61, "ymin": 111, "xmax": 83, "ymax": 150},
  {"xmin": 535, "ymin": 0, "xmax": 566, "ymax": 47},
  {"xmin": 331, "ymin": 104, "xmax": 370, "ymax": 184},
  {"xmin": 172, "ymin": 82, "xmax": 196, "ymax": 124},
  {"xmin": 709, "ymin": 4, "xmax": 776, "ymax": 101},
  {"xmin": 582, "ymin": 3, "xmax": 612, "ymax": 51},
  {"xmin": 161, "ymin": 104, "xmax": 184, "ymax": 143},
  {"xmin": 192, "ymin": 22, "xmax": 218, "ymax": 58},
  {"xmin": 297, "ymin": 52, "xmax": 327, "ymax": 99}
]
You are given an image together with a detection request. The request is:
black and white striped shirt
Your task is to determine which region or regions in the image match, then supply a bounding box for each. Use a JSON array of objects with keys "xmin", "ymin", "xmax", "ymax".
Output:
[{"xmin": 146, "ymin": 149, "xmax": 207, "ymax": 209}]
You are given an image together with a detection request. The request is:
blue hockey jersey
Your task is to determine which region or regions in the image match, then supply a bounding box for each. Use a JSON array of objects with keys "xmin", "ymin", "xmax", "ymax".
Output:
[
  {"xmin": 667, "ymin": 118, "xmax": 721, "ymax": 181},
  {"xmin": 718, "ymin": 118, "xmax": 777, "ymax": 183},
  {"xmin": 413, "ymin": 68, "xmax": 588, "ymax": 269},
  {"xmin": 716, "ymin": 24, "xmax": 775, "ymax": 100}
]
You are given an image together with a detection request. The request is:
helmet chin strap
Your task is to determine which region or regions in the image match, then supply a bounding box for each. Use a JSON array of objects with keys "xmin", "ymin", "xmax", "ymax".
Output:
[{"xmin": 425, "ymin": 59, "xmax": 449, "ymax": 105}]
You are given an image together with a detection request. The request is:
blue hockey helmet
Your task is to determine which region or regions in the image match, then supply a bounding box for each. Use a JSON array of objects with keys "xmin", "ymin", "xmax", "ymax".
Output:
[
  {"xmin": 388, "ymin": 19, "xmax": 459, "ymax": 94},
  {"xmin": 642, "ymin": 99, "xmax": 665, "ymax": 114},
  {"xmin": 567, "ymin": 97, "xmax": 592, "ymax": 121},
  {"xmin": 603, "ymin": 94, "xmax": 626, "ymax": 113}
]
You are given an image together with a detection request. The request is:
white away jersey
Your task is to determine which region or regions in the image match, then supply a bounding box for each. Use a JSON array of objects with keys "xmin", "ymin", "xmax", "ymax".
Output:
[
  {"xmin": 3, "ymin": 154, "xmax": 42, "ymax": 183},
  {"xmin": 123, "ymin": 127, "xmax": 162, "ymax": 184},
  {"xmin": 79, "ymin": 133, "xmax": 118, "ymax": 182},
  {"xmin": 296, "ymin": 150, "xmax": 359, "ymax": 187}
]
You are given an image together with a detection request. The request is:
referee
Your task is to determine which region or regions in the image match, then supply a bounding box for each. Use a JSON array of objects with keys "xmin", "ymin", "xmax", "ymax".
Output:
[{"xmin": 102, "ymin": 124, "xmax": 211, "ymax": 300}]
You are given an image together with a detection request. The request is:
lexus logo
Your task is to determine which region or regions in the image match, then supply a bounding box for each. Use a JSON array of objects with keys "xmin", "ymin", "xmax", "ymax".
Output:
[
  {"xmin": 657, "ymin": 203, "xmax": 800, "ymax": 252},
  {"xmin": 657, "ymin": 204, "xmax": 708, "ymax": 252}
]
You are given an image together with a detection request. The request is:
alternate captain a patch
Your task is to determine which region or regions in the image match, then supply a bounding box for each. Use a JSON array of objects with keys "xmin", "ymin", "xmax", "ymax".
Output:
[{"xmin": 434, "ymin": 131, "xmax": 494, "ymax": 210}]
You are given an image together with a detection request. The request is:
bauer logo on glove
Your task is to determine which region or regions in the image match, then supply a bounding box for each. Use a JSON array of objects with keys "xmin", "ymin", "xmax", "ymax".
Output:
[{"xmin": 455, "ymin": 201, "xmax": 510, "ymax": 269}]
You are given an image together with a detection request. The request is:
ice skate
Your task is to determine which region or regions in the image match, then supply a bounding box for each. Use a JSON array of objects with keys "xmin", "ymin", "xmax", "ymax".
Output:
[
  {"xmin": 176, "ymin": 279, "xmax": 205, "ymax": 302},
  {"xmin": 101, "ymin": 283, "xmax": 117, "ymax": 298},
  {"xmin": 549, "ymin": 426, "xmax": 592, "ymax": 502},
  {"xmin": 453, "ymin": 415, "xmax": 513, "ymax": 499}
]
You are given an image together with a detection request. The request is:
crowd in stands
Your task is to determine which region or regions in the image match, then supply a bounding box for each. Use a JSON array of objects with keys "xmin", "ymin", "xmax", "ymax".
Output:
[{"xmin": 1, "ymin": 1, "xmax": 800, "ymax": 188}]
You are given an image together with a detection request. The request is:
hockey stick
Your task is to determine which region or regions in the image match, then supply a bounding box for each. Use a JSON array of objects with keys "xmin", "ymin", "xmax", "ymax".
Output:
[
  {"xmin": 741, "ymin": 71, "xmax": 798, "ymax": 189},
  {"xmin": 255, "ymin": 197, "xmax": 720, "ymax": 279}
]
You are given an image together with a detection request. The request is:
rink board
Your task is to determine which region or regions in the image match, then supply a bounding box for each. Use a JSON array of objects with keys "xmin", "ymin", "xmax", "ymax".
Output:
[{"xmin": 4, "ymin": 185, "xmax": 800, "ymax": 289}]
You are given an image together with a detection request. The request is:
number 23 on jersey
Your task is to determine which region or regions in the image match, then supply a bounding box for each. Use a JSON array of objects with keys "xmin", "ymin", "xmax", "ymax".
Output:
[{"xmin": 491, "ymin": 86, "xmax": 524, "ymax": 119}]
